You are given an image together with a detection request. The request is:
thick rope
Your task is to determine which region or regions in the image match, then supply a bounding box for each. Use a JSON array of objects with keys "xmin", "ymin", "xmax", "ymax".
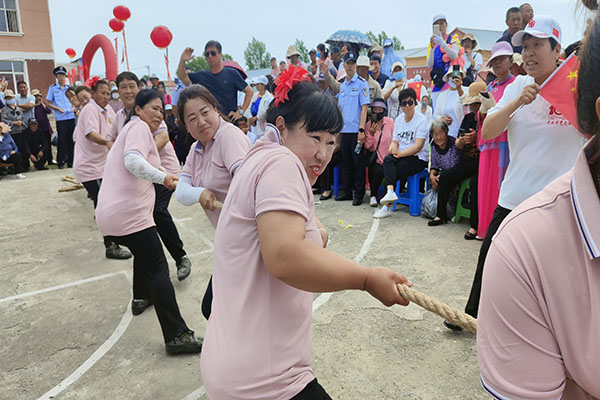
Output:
[{"xmin": 396, "ymin": 283, "xmax": 477, "ymax": 333}]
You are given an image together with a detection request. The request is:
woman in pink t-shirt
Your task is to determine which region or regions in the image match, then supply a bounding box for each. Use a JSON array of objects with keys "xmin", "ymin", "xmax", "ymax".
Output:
[
  {"xmin": 174, "ymin": 84, "xmax": 251, "ymax": 320},
  {"xmin": 72, "ymin": 78, "xmax": 130, "ymax": 260},
  {"xmin": 201, "ymin": 67, "xmax": 412, "ymax": 400},
  {"xmin": 95, "ymin": 89, "xmax": 202, "ymax": 355}
]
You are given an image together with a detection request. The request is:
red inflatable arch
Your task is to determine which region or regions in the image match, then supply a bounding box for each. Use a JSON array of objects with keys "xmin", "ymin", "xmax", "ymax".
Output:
[{"xmin": 81, "ymin": 34, "xmax": 118, "ymax": 82}]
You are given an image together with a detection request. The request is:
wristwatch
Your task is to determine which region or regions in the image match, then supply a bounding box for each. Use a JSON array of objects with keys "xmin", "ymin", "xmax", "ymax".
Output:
[{"xmin": 359, "ymin": 128, "xmax": 365, "ymax": 133}]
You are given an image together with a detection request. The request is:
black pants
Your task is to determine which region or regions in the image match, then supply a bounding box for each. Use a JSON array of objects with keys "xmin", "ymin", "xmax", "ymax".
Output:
[
  {"xmin": 368, "ymin": 161, "xmax": 384, "ymax": 197},
  {"xmin": 436, "ymin": 157, "xmax": 478, "ymax": 228},
  {"xmin": 154, "ymin": 184, "xmax": 186, "ymax": 261},
  {"xmin": 2, "ymin": 152, "xmax": 24, "ymax": 173},
  {"xmin": 290, "ymin": 379, "xmax": 331, "ymax": 400},
  {"xmin": 82, "ymin": 179, "xmax": 113, "ymax": 248},
  {"xmin": 464, "ymin": 205, "xmax": 512, "ymax": 317},
  {"xmin": 201, "ymin": 276, "xmax": 213, "ymax": 320},
  {"xmin": 108, "ymin": 227, "xmax": 189, "ymax": 342},
  {"xmin": 340, "ymin": 133, "xmax": 366, "ymax": 199},
  {"xmin": 318, "ymin": 150, "xmax": 343, "ymax": 192},
  {"xmin": 383, "ymin": 155, "xmax": 427, "ymax": 187},
  {"xmin": 56, "ymin": 119, "xmax": 76, "ymax": 167},
  {"xmin": 44, "ymin": 130, "xmax": 53, "ymax": 163}
]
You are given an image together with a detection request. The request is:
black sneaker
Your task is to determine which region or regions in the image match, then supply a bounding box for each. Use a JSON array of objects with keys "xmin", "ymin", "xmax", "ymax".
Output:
[
  {"xmin": 335, "ymin": 192, "xmax": 352, "ymax": 201},
  {"xmin": 176, "ymin": 255, "xmax": 191, "ymax": 281},
  {"xmin": 131, "ymin": 299, "xmax": 152, "ymax": 315},
  {"xmin": 165, "ymin": 331, "xmax": 203, "ymax": 355},
  {"xmin": 105, "ymin": 243, "xmax": 132, "ymax": 260},
  {"xmin": 352, "ymin": 197, "xmax": 363, "ymax": 206},
  {"xmin": 443, "ymin": 320, "xmax": 463, "ymax": 332}
]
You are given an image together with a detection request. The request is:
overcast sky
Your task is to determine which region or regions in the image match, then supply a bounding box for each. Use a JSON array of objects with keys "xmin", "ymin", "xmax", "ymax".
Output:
[{"xmin": 48, "ymin": 0, "xmax": 591, "ymax": 80}]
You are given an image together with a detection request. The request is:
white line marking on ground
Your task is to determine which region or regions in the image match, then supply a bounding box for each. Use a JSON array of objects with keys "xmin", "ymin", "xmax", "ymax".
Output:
[
  {"xmin": 186, "ymin": 249, "xmax": 213, "ymax": 258},
  {"xmin": 0, "ymin": 272, "xmax": 127, "ymax": 304},
  {"xmin": 37, "ymin": 305, "xmax": 133, "ymax": 400},
  {"xmin": 174, "ymin": 219, "xmax": 214, "ymax": 249},
  {"xmin": 173, "ymin": 217, "xmax": 193, "ymax": 222},
  {"xmin": 180, "ymin": 218, "xmax": 381, "ymax": 400}
]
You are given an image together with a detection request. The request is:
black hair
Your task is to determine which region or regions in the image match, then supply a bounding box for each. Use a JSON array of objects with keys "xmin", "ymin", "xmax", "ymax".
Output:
[
  {"xmin": 522, "ymin": 33, "xmax": 559, "ymax": 50},
  {"xmin": 233, "ymin": 116, "xmax": 247, "ymax": 127},
  {"xmin": 266, "ymin": 81, "xmax": 343, "ymax": 134},
  {"xmin": 140, "ymin": 78, "xmax": 147, "ymax": 85},
  {"xmin": 317, "ymin": 43, "xmax": 328, "ymax": 59},
  {"xmin": 177, "ymin": 84, "xmax": 224, "ymax": 129},
  {"xmin": 65, "ymin": 87, "xmax": 76, "ymax": 96},
  {"xmin": 270, "ymin": 56, "xmax": 277, "ymax": 62},
  {"xmin": 577, "ymin": 0, "xmax": 600, "ymax": 136},
  {"xmin": 205, "ymin": 40, "xmax": 222, "ymax": 53},
  {"xmin": 75, "ymin": 85, "xmax": 91, "ymax": 96},
  {"xmin": 116, "ymin": 71, "xmax": 140, "ymax": 88},
  {"xmin": 91, "ymin": 79, "xmax": 110, "ymax": 92},
  {"xmin": 157, "ymin": 81, "xmax": 166, "ymax": 89},
  {"xmin": 398, "ymin": 88, "xmax": 417, "ymax": 103},
  {"xmin": 16, "ymin": 80, "xmax": 26, "ymax": 87},
  {"xmin": 506, "ymin": 7, "xmax": 521, "ymax": 20},
  {"xmin": 309, "ymin": 49, "xmax": 316, "ymax": 55},
  {"xmin": 124, "ymin": 89, "xmax": 163, "ymax": 126},
  {"xmin": 370, "ymin": 54, "xmax": 382, "ymax": 64}
]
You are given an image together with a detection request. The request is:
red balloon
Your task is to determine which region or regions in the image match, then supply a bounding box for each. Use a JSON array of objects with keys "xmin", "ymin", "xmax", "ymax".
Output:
[
  {"xmin": 109, "ymin": 18, "xmax": 124, "ymax": 33},
  {"xmin": 113, "ymin": 5, "xmax": 131, "ymax": 21},
  {"xmin": 65, "ymin": 48, "xmax": 76, "ymax": 59},
  {"xmin": 150, "ymin": 25, "xmax": 173, "ymax": 49}
]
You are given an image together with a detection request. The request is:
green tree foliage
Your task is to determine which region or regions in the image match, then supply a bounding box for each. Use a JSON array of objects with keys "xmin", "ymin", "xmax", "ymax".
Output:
[
  {"xmin": 244, "ymin": 37, "xmax": 272, "ymax": 70},
  {"xmin": 294, "ymin": 39, "xmax": 310, "ymax": 63},
  {"xmin": 186, "ymin": 53, "xmax": 233, "ymax": 72},
  {"xmin": 365, "ymin": 31, "xmax": 404, "ymax": 50}
]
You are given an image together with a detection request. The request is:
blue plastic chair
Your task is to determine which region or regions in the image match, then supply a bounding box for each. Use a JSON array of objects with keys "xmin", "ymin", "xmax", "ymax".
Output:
[{"xmin": 392, "ymin": 169, "xmax": 429, "ymax": 216}]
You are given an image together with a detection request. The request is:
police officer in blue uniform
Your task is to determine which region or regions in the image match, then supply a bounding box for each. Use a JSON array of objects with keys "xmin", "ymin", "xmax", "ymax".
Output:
[
  {"xmin": 335, "ymin": 51, "xmax": 370, "ymax": 206},
  {"xmin": 46, "ymin": 66, "xmax": 76, "ymax": 168}
]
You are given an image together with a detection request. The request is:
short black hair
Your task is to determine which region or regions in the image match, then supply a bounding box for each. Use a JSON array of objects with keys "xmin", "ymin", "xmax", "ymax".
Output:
[
  {"xmin": 205, "ymin": 40, "xmax": 222, "ymax": 53},
  {"xmin": 398, "ymin": 88, "xmax": 417, "ymax": 103},
  {"xmin": 233, "ymin": 116, "xmax": 247, "ymax": 127},
  {"xmin": 65, "ymin": 87, "xmax": 76, "ymax": 96},
  {"xmin": 519, "ymin": 3, "xmax": 532, "ymax": 9},
  {"xmin": 16, "ymin": 80, "xmax": 26, "ymax": 87},
  {"xmin": 522, "ymin": 33, "xmax": 559, "ymax": 50},
  {"xmin": 369, "ymin": 54, "xmax": 382, "ymax": 64},
  {"xmin": 116, "ymin": 71, "xmax": 140, "ymax": 88},
  {"xmin": 140, "ymin": 78, "xmax": 147, "ymax": 84},
  {"xmin": 270, "ymin": 57, "xmax": 277, "ymax": 62},
  {"xmin": 266, "ymin": 81, "xmax": 343, "ymax": 134},
  {"xmin": 75, "ymin": 85, "xmax": 91, "ymax": 96},
  {"xmin": 506, "ymin": 7, "xmax": 521, "ymax": 20}
]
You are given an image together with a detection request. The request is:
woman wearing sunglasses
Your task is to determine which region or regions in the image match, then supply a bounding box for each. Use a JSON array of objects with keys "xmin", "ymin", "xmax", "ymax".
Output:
[{"xmin": 375, "ymin": 88, "xmax": 429, "ymax": 219}]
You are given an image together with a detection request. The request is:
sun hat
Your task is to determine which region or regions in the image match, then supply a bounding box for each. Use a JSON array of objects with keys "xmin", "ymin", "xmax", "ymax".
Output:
[
  {"xmin": 370, "ymin": 98, "xmax": 388, "ymax": 110},
  {"xmin": 442, "ymin": 68, "xmax": 466, "ymax": 82},
  {"xmin": 460, "ymin": 33, "xmax": 479, "ymax": 50},
  {"xmin": 286, "ymin": 45, "xmax": 300, "ymax": 58},
  {"xmin": 31, "ymin": 89, "xmax": 42, "ymax": 96},
  {"xmin": 486, "ymin": 41, "xmax": 514, "ymax": 67},
  {"xmin": 432, "ymin": 14, "xmax": 447, "ymax": 25},
  {"xmin": 254, "ymin": 75, "xmax": 269, "ymax": 85},
  {"xmin": 4, "ymin": 89, "xmax": 15, "ymax": 98},
  {"xmin": 512, "ymin": 15, "xmax": 561, "ymax": 47},
  {"xmin": 391, "ymin": 61, "xmax": 404, "ymax": 72},
  {"xmin": 382, "ymin": 38, "xmax": 393, "ymax": 48},
  {"xmin": 462, "ymin": 81, "xmax": 487, "ymax": 105},
  {"xmin": 357, "ymin": 55, "xmax": 370, "ymax": 68}
]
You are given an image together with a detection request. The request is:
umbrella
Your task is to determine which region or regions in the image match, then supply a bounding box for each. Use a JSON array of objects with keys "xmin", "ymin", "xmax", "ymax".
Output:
[
  {"xmin": 223, "ymin": 60, "xmax": 247, "ymax": 79},
  {"xmin": 326, "ymin": 29, "xmax": 373, "ymax": 50}
]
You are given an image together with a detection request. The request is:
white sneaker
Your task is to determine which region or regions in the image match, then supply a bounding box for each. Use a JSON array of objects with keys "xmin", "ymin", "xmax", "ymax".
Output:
[
  {"xmin": 370, "ymin": 196, "xmax": 378, "ymax": 207},
  {"xmin": 380, "ymin": 190, "xmax": 398, "ymax": 206},
  {"xmin": 12, "ymin": 173, "xmax": 25, "ymax": 179},
  {"xmin": 374, "ymin": 205, "xmax": 392, "ymax": 219}
]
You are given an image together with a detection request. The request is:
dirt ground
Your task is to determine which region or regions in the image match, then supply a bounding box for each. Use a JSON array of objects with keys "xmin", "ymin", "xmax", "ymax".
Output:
[{"xmin": 1, "ymin": 166, "xmax": 489, "ymax": 400}]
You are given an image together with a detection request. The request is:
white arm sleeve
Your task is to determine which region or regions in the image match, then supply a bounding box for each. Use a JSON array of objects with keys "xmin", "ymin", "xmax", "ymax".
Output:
[
  {"xmin": 124, "ymin": 152, "xmax": 166, "ymax": 184},
  {"xmin": 175, "ymin": 174, "xmax": 206, "ymax": 206},
  {"xmin": 426, "ymin": 51, "xmax": 434, "ymax": 68},
  {"xmin": 440, "ymin": 41, "xmax": 459, "ymax": 60}
]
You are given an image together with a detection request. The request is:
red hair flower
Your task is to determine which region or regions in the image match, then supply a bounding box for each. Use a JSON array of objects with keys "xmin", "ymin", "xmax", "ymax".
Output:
[
  {"xmin": 85, "ymin": 76, "xmax": 101, "ymax": 89},
  {"xmin": 274, "ymin": 65, "xmax": 312, "ymax": 106}
]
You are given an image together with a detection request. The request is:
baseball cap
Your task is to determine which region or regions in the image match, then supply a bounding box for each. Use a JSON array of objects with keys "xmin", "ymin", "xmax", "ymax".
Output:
[
  {"xmin": 357, "ymin": 55, "xmax": 370, "ymax": 68},
  {"xmin": 254, "ymin": 75, "xmax": 269, "ymax": 85},
  {"xmin": 391, "ymin": 61, "xmax": 405, "ymax": 72},
  {"xmin": 486, "ymin": 41, "xmax": 514, "ymax": 67},
  {"xmin": 4, "ymin": 89, "xmax": 15, "ymax": 98},
  {"xmin": 512, "ymin": 15, "xmax": 561, "ymax": 47},
  {"xmin": 344, "ymin": 51, "xmax": 358, "ymax": 63},
  {"xmin": 432, "ymin": 14, "xmax": 447, "ymax": 25},
  {"xmin": 28, "ymin": 118, "xmax": 38, "ymax": 125}
]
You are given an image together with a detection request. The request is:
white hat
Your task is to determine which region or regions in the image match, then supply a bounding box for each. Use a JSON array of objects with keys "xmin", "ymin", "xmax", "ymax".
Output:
[
  {"xmin": 391, "ymin": 61, "xmax": 404, "ymax": 72},
  {"xmin": 254, "ymin": 75, "xmax": 269, "ymax": 86},
  {"xmin": 165, "ymin": 104, "xmax": 173, "ymax": 110},
  {"xmin": 357, "ymin": 55, "xmax": 370, "ymax": 68},
  {"xmin": 432, "ymin": 14, "xmax": 446, "ymax": 25},
  {"xmin": 442, "ymin": 68, "xmax": 466, "ymax": 82},
  {"xmin": 512, "ymin": 15, "xmax": 561, "ymax": 47}
]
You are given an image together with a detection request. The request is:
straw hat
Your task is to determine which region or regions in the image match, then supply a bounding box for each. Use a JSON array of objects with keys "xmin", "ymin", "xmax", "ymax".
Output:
[
  {"xmin": 4, "ymin": 89, "xmax": 15, "ymax": 98},
  {"xmin": 286, "ymin": 45, "xmax": 300, "ymax": 58},
  {"xmin": 31, "ymin": 89, "xmax": 42, "ymax": 97},
  {"xmin": 462, "ymin": 81, "xmax": 487, "ymax": 105},
  {"xmin": 460, "ymin": 33, "xmax": 479, "ymax": 50}
]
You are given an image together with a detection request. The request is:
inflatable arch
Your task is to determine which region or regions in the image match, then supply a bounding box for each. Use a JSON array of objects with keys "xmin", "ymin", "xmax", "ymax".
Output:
[{"xmin": 81, "ymin": 34, "xmax": 118, "ymax": 82}]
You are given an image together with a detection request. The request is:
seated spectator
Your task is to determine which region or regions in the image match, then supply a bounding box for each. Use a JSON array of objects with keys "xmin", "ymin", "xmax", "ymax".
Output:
[
  {"xmin": 1, "ymin": 90, "xmax": 26, "ymax": 165},
  {"xmin": 370, "ymin": 54, "xmax": 389, "ymax": 89},
  {"xmin": 364, "ymin": 98, "xmax": 394, "ymax": 207},
  {"xmin": 433, "ymin": 68, "xmax": 468, "ymax": 138},
  {"xmin": 233, "ymin": 116, "xmax": 249, "ymax": 135},
  {"xmin": 419, "ymin": 95, "xmax": 433, "ymax": 125},
  {"xmin": 382, "ymin": 61, "xmax": 407, "ymax": 121},
  {"xmin": 461, "ymin": 34, "xmax": 483, "ymax": 86},
  {"xmin": 0, "ymin": 122, "xmax": 25, "ymax": 178},
  {"xmin": 428, "ymin": 82, "xmax": 483, "ymax": 239},
  {"xmin": 497, "ymin": 7, "xmax": 523, "ymax": 53},
  {"xmin": 375, "ymin": 88, "xmax": 429, "ymax": 219},
  {"xmin": 32, "ymin": 89, "xmax": 54, "ymax": 164},
  {"xmin": 22, "ymin": 118, "xmax": 49, "ymax": 170}
]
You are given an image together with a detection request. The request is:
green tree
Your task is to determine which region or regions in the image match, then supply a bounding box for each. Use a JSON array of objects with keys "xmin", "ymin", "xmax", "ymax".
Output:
[
  {"xmin": 244, "ymin": 37, "xmax": 271, "ymax": 70},
  {"xmin": 365, "ymin": 31, "xmax": 404, "ymax": 50},
  {"xmin": 186, "ymin": 53, "xmax": 233, "ymax": 72},
  {"xmin": 294, "ymin": 39, "xmax": 310, "ymax": 63}
]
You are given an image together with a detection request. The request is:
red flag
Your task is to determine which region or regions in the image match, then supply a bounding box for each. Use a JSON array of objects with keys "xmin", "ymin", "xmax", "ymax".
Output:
[
  {"xmin": 407, "ymin": 81, "xmax": 423, "ymax": 99},
  {"xmin": 539, "ymin": 53, "xmax": 580, "ymax": 131}
]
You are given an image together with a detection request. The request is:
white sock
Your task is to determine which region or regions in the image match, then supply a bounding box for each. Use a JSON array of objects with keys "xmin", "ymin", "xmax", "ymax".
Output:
[{"xmin": 387, "ymin": 188, "xmax": 394, "ymax": 194}]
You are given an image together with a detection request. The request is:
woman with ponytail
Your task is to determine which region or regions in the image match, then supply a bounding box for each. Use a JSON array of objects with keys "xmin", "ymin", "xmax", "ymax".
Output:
[{"xmin": 477, "ymin": 2, "xmax": 600, "ymax": 397}]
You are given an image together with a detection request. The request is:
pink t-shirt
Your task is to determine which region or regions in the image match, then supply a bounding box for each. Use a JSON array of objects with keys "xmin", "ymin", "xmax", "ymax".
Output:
[
  {"xmin": 73, "ymin": 99, "xmax": 115, "ymax": 183},
  {"xmin": 477, "ymin": 140, "xmax": 600, "ymax": 400},
  {"xmin": 200, "ymin": 126, "xmax": 321, "ymax": 400},
  {"xmin": 108, "ymin": 107, "xmax": 126, "ymax": 142},
  {"xmin": 95, "ymin": 117, "xmax": 161, "ymax": 237},
  {"xmin": 180, "ymin": 118, "xmax": 250, "ymax": 228},
  {"xmin": 364, "ymin": 116, "xmax": 394, "ymax": 165}
]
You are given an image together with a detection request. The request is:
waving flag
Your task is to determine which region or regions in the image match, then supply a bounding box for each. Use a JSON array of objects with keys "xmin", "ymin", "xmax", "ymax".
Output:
[
  {"xmin": 539, "ymin": 53, "xmax": 580, "ymax": 131},
  {"xmin": 408, "ymin": 80, "xmax": 424, "ymax": 99}
]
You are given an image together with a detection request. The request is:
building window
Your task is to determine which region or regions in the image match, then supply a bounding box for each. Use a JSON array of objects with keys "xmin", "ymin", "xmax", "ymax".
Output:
[
  {"xmin": 0, "ymin": 60, "xmax": 25, "ymax": 91},
  {"xmin": 0, "ymin": 0, "xmax": 19, "ymax": 33}
]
